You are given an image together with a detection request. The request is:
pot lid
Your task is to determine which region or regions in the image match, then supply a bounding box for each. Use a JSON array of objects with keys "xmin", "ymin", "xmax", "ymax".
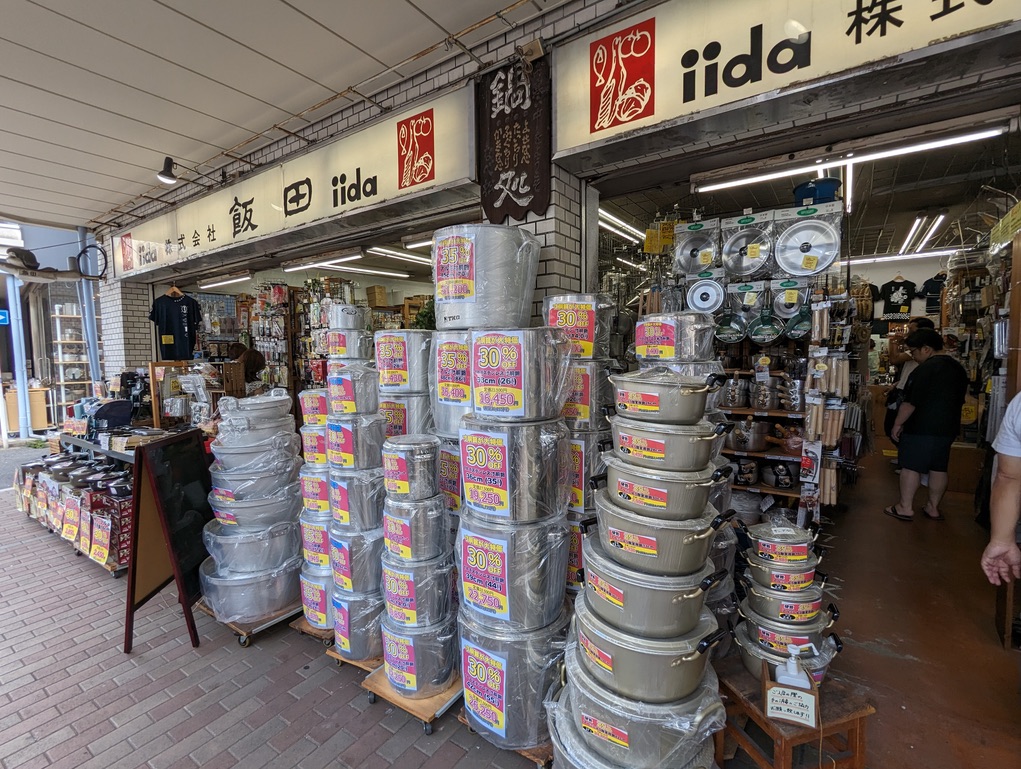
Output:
[
  {"xmin": 575, "ymin": 590, "xmax": 718, "ymax": 655},
  {"xmin": 774, "ymin": 219, "xmax": 840, "ymax": 277},
  {"xmin": 383, "ymin": 434, "xmax": 441, "ymax": 456},
  {"xmin": 733, "ymin": 621, "xmax": 839, "ymax": 668},
  {"xmin": 594, "ymin": 488, "xmax": 720, "ymax": 532},
  {"xmin": 600, "ymin": 451, "xmax": 718, "ymax": 484},
  {"xmin": 722, "ymin": 228, "xmax": 773, "ymax": 276},
  {"xmin": 583, "ymin": 534, "xmax": 714, "ymax": 589},
  {"xmin": 772, "ymin": 289, "xmax": 807, "ymax": 319},
  {"xmin": 609, "ymin": 366, "xmax": 714, "ymax": 392},
  {"xmin": 744, "ymin": 548, "xmax": 820, "ymax": 572},
  {"xmin": 744, "ymin": 578, "xmax": 824, "ymax": 603},
  {"xmin": 638, "ymin": 360, "xmax": 725, "ymax": 378},
  {"xmin": 608, "ymin": 414, "xmax": 722, "ymax": 438},
  {"xmin": 299, "ymin": 463, "xmax": 331, "ymax": 479},
  {"xmin": 738, "ymin": 597, "xmax": 835, "ymax": 635},
  {"xmin": 686, "ymin": 279, "xmax": 726, "ymax": 313},
  {"xmin": 746, "ymin": 520, "xmax": 815, "ymax": 546},
  {"xmin": 220, "ymin": 388, "xmax": 292, "ymax": 414},
  {"xmin": 674, "ymin": 231, "xmax": 718, "ymax": 274}
]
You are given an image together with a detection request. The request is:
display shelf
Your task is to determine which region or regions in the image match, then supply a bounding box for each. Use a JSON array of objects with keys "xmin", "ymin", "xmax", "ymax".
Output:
[
  {"xmin": 721, "ymin": 449, "xmax": 802, "ymax": 462},
  {"xmin": 723, "ymin": 369, "xmax": 786, "ymax": 376},
  {"xmin": 719, "ymin": 408, "xmax": 805, "ymax": 419},
  {"xmin": 732, "ymin": 483, "xmax": 802, "ymax": 499}
]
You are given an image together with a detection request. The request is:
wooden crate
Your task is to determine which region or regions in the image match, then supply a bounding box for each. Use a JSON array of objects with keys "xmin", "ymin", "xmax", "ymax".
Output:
[
  {"xmin": 366, "ymin": 285, "xmax": 389, "ymax": 307},
  {"xmin": 222, "ymin": 362, "xmax": 245, "ymax": 397}
]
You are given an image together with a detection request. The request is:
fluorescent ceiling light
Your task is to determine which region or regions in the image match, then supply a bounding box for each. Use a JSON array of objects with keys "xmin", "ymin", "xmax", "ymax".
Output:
[
  {"xmin": 616, "ymin": 256, "xmax": 647, "ymax": 272},
  {"xmin": 198, "ymin": 270, "xmax": 252, "ymax": 289},
  {"xmin": 404, "ymin": 239, "xmax": 433, "ymax": 250},
  {"xmin": 844, "ymin": 249, "xmax": 958, "ymax": 266},
  {"xmin": 844, "ymin": 164, "xmax": 854, "ymax": 214},
  {"xmin": 898, "ymin": 215, "xmax": 926, "ymax": 255},
  {"xmin": 282, "ymin": 253, "xmax": 362, "ymax": 273},
  {"xmin": 914, "ymin": 213, "xmax": 946, "ymax": 253},
  {"xmin": 600, "ymin": 220, "xmax": 640, "ymax": 244},
  {"xmin": 366, "ymin": 246, "xmax": 432, "ymax": 265},
  {"xmin": 598, "ymin": 209, "xmax": 645, "ymax": 239},
  {"xmin": 318, "ymin": 264, "xmax": 410, "ymax": 278}
]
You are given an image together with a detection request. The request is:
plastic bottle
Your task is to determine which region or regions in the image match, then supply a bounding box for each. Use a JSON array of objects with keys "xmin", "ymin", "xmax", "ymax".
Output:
[{"xmin": 775, "ymin": 643, "xmax": 814, "ymax": 689}]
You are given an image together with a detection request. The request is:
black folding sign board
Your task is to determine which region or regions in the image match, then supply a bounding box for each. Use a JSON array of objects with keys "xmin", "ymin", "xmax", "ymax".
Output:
[
  {"xmin": 478, "ymin": 57, "xmax": 552, "ymax": 224},
  {"xmin": 124, "ymin": 429, "xmax": 213, "ymax": 653}
]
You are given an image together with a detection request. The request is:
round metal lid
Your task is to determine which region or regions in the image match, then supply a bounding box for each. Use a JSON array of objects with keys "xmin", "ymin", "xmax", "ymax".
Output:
[
  {"xmin": 722, "ymin": 227, "xmax": 773, "ymax": 277},
  {"xmin": 674, "ymin": 231, "xmax": 718, "ymax": 274},
  {"xmin": 686, "ymin": 279, "xmax": 726, "ymax": 313},
  {"xmin": 774, "ymin": 219, "xmax": 840, "ymax": 276},
  {"xmin": 772, "ymin": 289, "xmax": 807, "ymax": 319}
]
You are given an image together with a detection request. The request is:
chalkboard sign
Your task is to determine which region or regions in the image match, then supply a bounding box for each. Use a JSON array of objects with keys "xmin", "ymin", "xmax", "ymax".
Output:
[{"xmin": 124, "ymin": 429, "xmax": 213, "ymax": 653}]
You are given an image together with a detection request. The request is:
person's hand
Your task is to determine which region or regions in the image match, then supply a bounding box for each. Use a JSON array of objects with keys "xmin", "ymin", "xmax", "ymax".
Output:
[
  {"xmin": 981, "ymin": 541, "xmax": 1021, "ymax": 586},
  {"xmin": 891, "ymin": 424, "xmax": 903, "ymax": 441}
]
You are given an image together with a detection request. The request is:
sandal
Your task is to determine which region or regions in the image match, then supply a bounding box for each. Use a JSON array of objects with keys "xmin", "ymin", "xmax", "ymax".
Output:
[
  {"xmin": 884, "ymin": 506, "xmax": 913, "ymax": 521},
  {"xmin": 923, "ymin": 508, "xmax": 946, "ymax": 521}
]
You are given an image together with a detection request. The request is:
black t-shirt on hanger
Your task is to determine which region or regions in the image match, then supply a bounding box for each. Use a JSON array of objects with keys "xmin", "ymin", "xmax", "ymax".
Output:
[
  {"xmin": 920, "ymin": 274, "xmax": 947, "ymax": 316},
  {"xmin": 149, "ymin": 294, "xmax": 203, "ymax": 360},
  {"xmin": 879, "ymin": 279, "xmax": 917, "ymax": 321}
]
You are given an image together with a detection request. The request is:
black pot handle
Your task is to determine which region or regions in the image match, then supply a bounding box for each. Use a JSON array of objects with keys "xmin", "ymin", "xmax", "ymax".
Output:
[
  {"xmin": 711, "ymin": 465, "xmax": 734, "ymax": 482},
  {"xmin": 580, "ymin": 516, "xmax": 597, "ymax": 531},
  {"xmin": 815, "ymin": 569, "xmax": 828, "ymax": 587},
  {"xmin": 829, "ymin": 632, "xmax": 844, "ymax": 653},
  {"xmin": 706, "ymin": 372, "xmax": 729, "ymax": 388},
  {"xmin": 588, "ymin": 473, "xmax": 607, "ymax": 491},
  {"xmin": 711, "ymin": 508, "xmax": 736, "ymax": 530},
  {"xmin": 696, "ymin": 628, "xmax": 728, "ymax": 655},
  {"xmin": 601, "ymin": 404, "xmax": 617, "ymax": 417},
  {"xmin": 700, "ymin": 568, "xmax": 728, "ymax": 593},
  {"xmin": 712, "ymin": 422, "xmax": 736, "ymax": 436},
  {"xmin": 826, "ymin": 602, "xmax": 840, "ymax": 623},
  {"xmin": 597, "ymin": 439, "xmax": 613, "ymax": 452}
]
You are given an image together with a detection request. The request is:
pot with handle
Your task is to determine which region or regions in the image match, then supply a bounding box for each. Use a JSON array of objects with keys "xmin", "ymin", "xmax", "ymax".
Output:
[
  {"xmin": 592, "ymin": 454, "xmax": 731, "ymax": 521},
  {"xmin": 743, "ymin": 549, "xmax": 823, "ymax": 591},
  {"xmin": 739, "ymin": 574, "xmax": 827, "ymax": 623},
  {"xmin": 732, "ymin": 621, "xmax": 843, "ymax": 685},
  {"xmin": 739, "ymin": 519, "xmax": 817, "ymax": 563},
  {"xmin": 738, "ymin": 598, "xmax": 839, "ymax": 652},
  {"xmin": 608, "ymin": 414, "xmax": 732, "ymax": 472},
  {"xmin": 609, "ymin": 368, "xmax": 726, "ymax": 425},
  {"xmin": 634, "ymin": 312, "xmax": 715, "ymax": 362}
]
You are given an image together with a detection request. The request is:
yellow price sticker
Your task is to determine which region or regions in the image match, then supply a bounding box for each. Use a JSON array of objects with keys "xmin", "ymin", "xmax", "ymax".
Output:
[
  {"xmin": 814, "ymin": 362, "xmax": 829, "ymax": 372},
  {"xmin": 784, "ymin": 289, "xmax": 800, "ymax": 304},
  {"xmin": 744, "ymin": 292, "xmax": 758, "ymax": 306},
  {"xmin": 802, "ymin": 254, "xmax": 819, "ymax": 270},
  {"xmin": 747, "ymin": 243, "xmax": 761, "ymax": 258},
  {"xmin": 698, "ymin": 249, "xmax": 713, "ymax": 265},
  {"xmin": 758, "ymin": 356, "xmax": 771, "ymax": 367}
]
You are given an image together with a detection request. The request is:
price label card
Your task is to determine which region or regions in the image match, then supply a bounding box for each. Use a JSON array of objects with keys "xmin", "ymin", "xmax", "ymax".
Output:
[
  {"xmin": 472, "ymin": 331, "xmax": 525, "ymax": 417},
  {"xmin": 747, "ymin": 243, "xmax": 762, "ymax": 259},
  {"xmin": 801, "ymin": 254, "xmax": 819, "ymax": 271},
  {"xmin": 765, "ymin": 684, "xmax": 819, "ymax": 728},
  {"xmin": 436, "ymin": 340, "xmax": 471, "ymax": 405},
  {"xmin": 548, "ymin": 300, "xmax": 597, "ymax": 358},
  {"xmin": 784, "ymin": 289, "xmax": 801, "ymax": 304},
  {"xmin": 460, "ymin": 429, "xmax": 510, "ymax": 516},
  {"xmin": 698, "ymin": 249, "xmax": 714, "ymax": 265},
  {"xmin": 435, "ymin": 233, "xmax": 476, "ymax": 303}
]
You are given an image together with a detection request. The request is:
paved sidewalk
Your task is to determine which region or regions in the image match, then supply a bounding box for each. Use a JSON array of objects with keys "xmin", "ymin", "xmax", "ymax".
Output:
[{"xmin": 0, "ymin": 500, "xmax": 534, "ymax": 769}]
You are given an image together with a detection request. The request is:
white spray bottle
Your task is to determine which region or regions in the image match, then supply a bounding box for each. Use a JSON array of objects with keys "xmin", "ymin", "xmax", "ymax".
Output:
[{"xmin": 775, "ymin": 643, "xmax": 817, "ymax": 689}]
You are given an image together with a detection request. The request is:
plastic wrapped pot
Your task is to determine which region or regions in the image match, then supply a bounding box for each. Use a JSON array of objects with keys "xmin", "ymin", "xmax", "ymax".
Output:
[
  {"xmin": 199, "ymin": 555, "xmax": 302, "ymax": 624},
  {"xmin": 209, "ymin": 454, "xmax": 302, "ymax": 502},
  {"xmin": 202, "ymin": 520, "xmax": 299, "ymax": 573},
  {"xmin": 381, "ymin": 611, "xmax": 457, "ymax": 700},
  {"xmin": 544, "ymin": 293, "xmax": 614, "ymax": 360}
]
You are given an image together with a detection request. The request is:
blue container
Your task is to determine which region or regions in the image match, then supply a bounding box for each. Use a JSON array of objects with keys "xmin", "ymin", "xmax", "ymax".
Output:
[{"xmin": 793, "ymin": 177, "xmax": 842, "ymax": 204}]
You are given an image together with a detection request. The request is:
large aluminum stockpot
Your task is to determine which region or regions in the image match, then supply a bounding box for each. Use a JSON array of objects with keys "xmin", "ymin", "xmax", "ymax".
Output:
[
  {"xmin": 207, "ymin": 484, "xmax": 302, "ymax": 529},
  {"xmin": 437, "ymin": 438, "xmax": 464, "ymax": 514},
  {"xmin": 329, "ymin": 524, "xmax": 383, "ymax": 593},
  {"xmin": 210, "ymin": 455, "xmax": 302, "ymax": 501},
  {"xmin": 327, "ymin": 303, "xmax": 369, "ymax": 330},
  {"xmin": 433, "ymin": 224, "xmax": 540, "ymax": 330},
  {"xmin": 329, "ymin": 468, "xmax": 384, "ymax": 530},
  {"xmin": 544, "ymin": 294, "xmax": 614, "ymax": 359},
  {"xmin": 608, "ymin": 414, "xmax": 731, "ymax": 472},
  {"xmin": 732, "ymin": 621, "xmax": 843, "ymax": 686},
  {"xmin": 573, "ymin": 592, "xmax": 725, "ymax": 703},
  {"xmin": 382, "ymin": 434, "xmax": 440, "ymax": 501},
  {"xmin": 381, "ymin": 612, "xmax": 457, "ymax": 700},
  {"xmin": 725, "ymin": 420, "xmax": 773, "ymax": 453},
  {"xmin": 562, "ymin": 360, "xmax": 614, "ymax": 431},
  {"xmin": 378, "ymin": 393, "xmax": 432, "ymax": 439},
  {"xmin": 202, "ymin": 520, "xmax": 299, "ymax": 574},
  {"xmin": 459, "ymin": 415, "xmax": 569, "ymax": 523},
  {"xmin": 326, "ymin": 328, "xmax": 374, "ymax": 359},
  {"xmin": 300, "ymin": 563, "xmax": 335, "ymax": 630},
  {"xmin": 327, "ymin": 414, "xmax": 385, "ymax": 469},
  {"xmin": 582, "ymin": 535, "xmax": 724, "ymax": 638},
  {"xmin": 741, "ymin": 520, "xmax": 817, "ymax": 563},
  {"xmin": 740, "ymin": 575, "xmax": 827, "ymax": 623},
  {"xmin": 593, "ymin": 489, "xmax": 733, "ymax": 576},
  {"xmin": 565, "ymin": 641, "xmax": 724, "ymax": 769},
  {"xmin": 738, "ymin": 598, "xmax": 839, "ymax": 653},
  {"xmin": 470, "ymin": 327, "xmax": 572, "ymax": 421},
  {"xmin": 383, "ymin": 495, "xmax": 448, "ymax": 563},
  {"xmin": 381, "ymin": 551, "xmax": 453, "ymax": 628},
  {"xmin": 301, "ymin": 425, "xmax": 328, "ymax": 466},
  {"xmin": 298, "ymin": 389, "xmax": 328, "ymax": 425},
  {"xmin": 299, "ymin": 464, "xmax": 331, "ymax": 514},
  {"xmin": 459, "ymin": 604, "xmax": 570, "ymax": 750},
  {"xmin": 457, "ymin": 510, "xmax": 569, "ymax": 632},
  {"xmin": 375, "ymin": 330, "xmax": 432, "ymax": 393},
  {"xmin": 299, "ymin": 508, "xmax": 332, "ymax": 567},
  {"xmin": 333, "ymin": 588, "xmax": 384, "ymax": 661},
  {"xmin": 568, "ymin": 430, "xmax": 610, "ymax": 514},
  {"xmin": 218, "ymin": 388, "xmax": 293, "ymax": 420},
  {"xmin": 200, "ymin": 555, "xmax": 302, "ymax": 625},
  {"xmin": 634, "ymin": 312, "xmax": 715, "ymax": 362},
  {"xmin": 744, "ymin": 549, "xmax": 823, "ymax": 591},
  {"xmin": 639, "ymin": 360, "xmax": 727, "ymax": 410},
  {"xmin": 596, "ymin": 453, "xmax": 731, "ymax": 521},
  {"xmin": 326, "ymin": 363, "xmax": 378, "ymax": 415},
  {"xmin": 215, "ymin": 414, "xmax": 296, "ymax": 447},
  {"xmin": 430, "ymin": 331, "xmax": 472, "ymax": 437},
  {"xmin": 609, "ymin": 368, "xmax": 725, "ymax": 425}
]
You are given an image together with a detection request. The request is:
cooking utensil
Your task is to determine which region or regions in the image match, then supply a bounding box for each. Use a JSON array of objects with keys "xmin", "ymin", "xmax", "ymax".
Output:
[
  {"xmin": 544, "ymin": 293, "xmax": 615, "ymax": 359},
  {"xmin": 381, "ymin": 550, "xmax": 453, "ymax": 628},
  {"xmin": 738, "ymin": 598, "xmax": 839, "ymax": 652},
  {"xmin": 743, "ymin": 549, "xmax": 823, "ymax": 591},
  {"xmin": 722, "ymin": 227, "xmax": 772, "ymax": 277},
  {"xmin": 595, "ymin": 454, "xmax": 731, "ymax": 521},
  {"xmin": 329, "ymin": 524, "xmax": 384, "ymax": 592},
  {"xmin": 203, "ymin": 520, "xmax": 300, "ymax": 574},
  {"xmin": 739, "ymin": 574, "xmax": 827, "ymax": 623},
  {"xmin": 333, "ymin": 589, "xmax": 385, "ymax": 662},
  {"xmin": 609, "ymin": 368, "xmax": 725, "ymax": 425},
  {"xmin": 740, "ymin": 520, "xmax": 817, "ymax": 563},
  {"xmin": 375, "ymin": 330, "xmax": 432, "ymax": 393},
  {"xmin": 382, "ymin": 434, "xmax": 440, "ymax": 501},
  {"xmin": 200, "ymin": 555, "xmax": 302, "ymax": 624},
  {"xmin": 674, "ymin": 229, "xmax": 719, "ymax": 274},
  {"xmin": 430, "ymin": 330, "xmax": 471, "ymax": 437},
  {"xmin": 382, "ymin": 494, "xmax": 448, "ymax": 563},
  {"xmin": 634, "ymin": 312, "xmax": 715, "ymax": 362},
  {"xmin": 774, "ymin": 218, "xmax": 840, "ymax": 276},
  {"xmin": 732, "ymin": 621, "xmax": 842, "ymax": 685},
  {"xmin": 608, "ymin": 414, "xmax": 731, "ymax": 472},
  {"xmin": 381, "ymin": 612, "xmax": 457, "ymax": 700},
  {"xmin": 470, "ymin": 327, "xmax": 572, "ymax": 421},
  {"xmin": 747, "ymin": 306, "xmax": 785, "ymax": 345},
  {"xmin": 714, "ymin": 311, "xmax": 747, "ymax": 344},
  {"xmin": 563, "ymin": 360, "xmax": 615, "ymax": 430},
  {"xmin": 685, "ymin": 279, "xmax": 726, "ymax": 313}
]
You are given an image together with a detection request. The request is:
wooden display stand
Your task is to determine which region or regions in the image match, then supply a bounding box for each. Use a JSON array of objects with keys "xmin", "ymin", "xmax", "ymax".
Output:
[
  {"xmin": 324, "ymin": 647, "xmax": 383, "ymax": 672},
  {"xmin": 714, "ymin": 655, "xmax": 875, "ymax": 769},
  {"xmin": 194, "ymin": 598, "xmax": 302, "ymax": 648},
  {"xmin": 455, "ymin": 709, "xmax": 553, "ymax": 769},
  {"xmin": 289, "ymin": 615, "xmax": 334, "ymax": 646},
  {"xmin": 361, "ymin": 669, "xmax": 463, "ymax": 735}
]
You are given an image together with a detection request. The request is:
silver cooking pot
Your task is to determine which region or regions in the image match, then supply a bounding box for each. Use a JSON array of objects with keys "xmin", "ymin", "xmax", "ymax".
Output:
[
  {"xmin": 459, "ymin": 415, "xmax": 569, "ymax": 523},
  {"xmin": 725, "ymin": 420, "xmax": 772, "ymax": 453},
  {"xmin": 375, "ymin": 330, "xmax": 432, "ymax": 393},
  {"xmin": 430, "ymin": 330, "xmax": 472, "ymax": 438},
  {"xmin": 382, "ymin": 495, "xmax": 448, "ymax": 563},
  {"xmin": 751, "ymin": 385, "xmax": 780, "ymax": 411},
  {"xmin": 593, "ymin": 489, "xmax": 734, "ymax": 576},
  {"xmin": 563, "ymin": 359, "xmax": 614, "ymax": 431},
  {"xmin": 568, "ymin": 430, "xmax": 610, "ymax": 514},
  {"xmin": 327, "ymin": 414, "xmax": 386, "ymax": 470},
  {"xmin": 332, "ymin": 588, "xmax": 384, "ymax": 662},
  {"xmin": 327, "ymin": 329, "xmax": 374, "ymax": 359},
  {"xmin": 381, "ymin": 612, "xmax": 457, "ymax": 700},
  {"xmin": 721, "ymin": 379, "xmax": 750, "ymax": 408},
  {"xmin": 740, "ymin": 519, "xmax": 817, "ymax": 563},
  {"xmin": 634, "ymin": 312, "xmax": 715, "ymax": 362},
  {"xmin": 378, "ymin": 392, "xmax": 433, "ymax": 439},
  {"xmin": 456, "ymin": 510, "xmax": 569, "ymax": 632},
  {"xmin": 608, "ymin": 414, "xmax": 731, "ymax": 472},
  {"xmin": 582, "ymin": 535, "xmax": 725, "ymax": 638},
  {"xmin": 381, "ymin": 551, "xmax": 453, "ymax": 628},
  {"xmin": 739, "ymin": 574, "xmax": 827, "ymax": 623},
  {"xmin": 595, "ymin": 453, "xmax": 731, "ymax": 521},
  {"xmin": 564, "ymin": 642, "xmax": 724, "ymax": 769},
  {"xmin": 609, "ymin": 368, "xmax": 725, "ymax": 425},
  {"xmin": 744, "ymin": 549, "xmax": 824, "ymax": 591},
  {"xmin": 470, "ymin": 327, "xmax": 572, "ymax": 421},
  {"xmin": 732, "ymin": 621, "xmax": 843, "ymax": 686},
  {"xmin": 639, "ymin": 360, "xmax": 726, "ymax": 410},
  {"xmin": 382, "ymin": 434, "xmax": 440, "ymax": 501},
  {"xmin": 328, "ymin": 303, "xmax": 369, "ymax": 330},
  {"xmin": 573, "ymin": 592, "xmax": 725, "ymax": 703},
  {"xmin": 326, "ymin": 362, "xmax": 378, "ymax": 415},
  {"xmin": 738, "ymin": 598, "xmax": 839, "ymax": 653},
  {"xmin": 328, "ymin": 524, "xmax": 383, "ymax": 593},
  {"xmin": 544, "ymin": 293, "xmax": 614, "ymax": 360},
  {"xmin": 329, "ymin": 468, "xmax": 385, "ymax": 531}
]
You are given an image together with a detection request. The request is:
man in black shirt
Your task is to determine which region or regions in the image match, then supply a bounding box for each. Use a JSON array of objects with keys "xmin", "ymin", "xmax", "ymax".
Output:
[{"xmin": 885, "ymin": 329, "xmax": 968, "ymax": 521}]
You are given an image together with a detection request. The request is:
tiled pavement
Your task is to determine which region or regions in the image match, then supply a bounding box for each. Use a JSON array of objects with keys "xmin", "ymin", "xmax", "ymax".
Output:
[{"xmin": 0, "ymin": 492, "xmax": 534, "ymax": 769}]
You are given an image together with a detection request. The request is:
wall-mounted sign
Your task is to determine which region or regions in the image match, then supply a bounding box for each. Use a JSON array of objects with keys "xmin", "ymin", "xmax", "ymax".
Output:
[
  {"xmin": 477, "ymin": 58, "xmax": 552, "ymax": 224},
  {"xmin": 555, "ymin": 0, "xmax": 1019, "ymax": 155},
  {"xmin": 113, "ymin": 86, "xmax": 475, "ymax": 278}
]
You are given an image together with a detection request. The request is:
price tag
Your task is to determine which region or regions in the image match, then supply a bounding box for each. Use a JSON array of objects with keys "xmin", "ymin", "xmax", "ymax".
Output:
[
  {"xmin": 784, "ymin": 289, "xmax": 801, "ymax": 304},
  {"xmin": 698, "ymin": 249, "xmax": 713, "ymax": 265},
  {"xmin": 802, "ymin": 255, "xmax": 819, "ymax": 271},
  {"xmin": 759, "ymin": 494, "xmax": 776, "ymax": 511},
  {"xmin": 744, "ymin": 292, "xmax": 759, "ymax": 306},
  {"xmin": 754, "ymin": 357, "xmax": 771, "ymax": 383},
  {"xmin": 747, "ymin": 243, "xmax": 761, "ymax": 258}
]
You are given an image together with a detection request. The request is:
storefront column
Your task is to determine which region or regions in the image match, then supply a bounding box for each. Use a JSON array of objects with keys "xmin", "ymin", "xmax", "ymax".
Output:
[{"xmin": 98, "ymin": 280, "xmax": 153, "ymax": 376}]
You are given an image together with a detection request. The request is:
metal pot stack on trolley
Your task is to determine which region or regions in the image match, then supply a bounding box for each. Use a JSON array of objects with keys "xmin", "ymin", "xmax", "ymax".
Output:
[
  {"xmin": 544, "ymin": 293, "xmax": 616, "ymax": 598},
  {"xmin": 378, "ymin": 433, "xmax": 458, "ymax": 699},
  {"xmin": 202, "ymin": 389, "xmax": 303, "ymax": 627},
  {"xmin": 376, "ymin": 329, "xmax": 434, "ymax": 440},
  {"xmin": 551, "ymin": 318, "xmax": 735, "ymax": 769}
]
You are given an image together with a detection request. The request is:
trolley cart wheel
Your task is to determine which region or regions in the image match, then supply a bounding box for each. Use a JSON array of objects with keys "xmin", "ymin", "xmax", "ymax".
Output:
[
  {"xmin": 322, "ymin": 637, "xmax": 334, "ymax": 647},
  {"xmin": 237, "ymin": 634, "xmax": 252, "ymax": 648},
  {"xmin": 75, "ymin": 550, "xmax": 82, "ymax": 556},
  {"xmin": 423, "ymin": 722, "xmax": 433, "ymax": 735},
  {"xmin": 367, "ymin": 692, "xmax": 377, "ymax": 704},
  {"xmin": 112, "ymin": 571, "xmax": 121, "ymax": 579}
]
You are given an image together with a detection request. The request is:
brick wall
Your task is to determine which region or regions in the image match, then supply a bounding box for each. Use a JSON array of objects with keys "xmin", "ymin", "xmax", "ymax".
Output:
[{"xmin": 98, "ymin": 281, "xmax": 153, "ymax": 376}]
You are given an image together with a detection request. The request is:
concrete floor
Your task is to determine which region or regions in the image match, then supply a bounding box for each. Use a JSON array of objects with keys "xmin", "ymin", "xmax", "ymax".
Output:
[{"xmin": 2, "ymin": 445, "xmax": 1020, "ymax": 769}]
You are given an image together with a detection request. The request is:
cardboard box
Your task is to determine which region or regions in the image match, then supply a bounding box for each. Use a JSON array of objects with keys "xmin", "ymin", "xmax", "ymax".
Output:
[{"xmin": 366, "ymin": 285, "xmax": 389, "ymax": 307}]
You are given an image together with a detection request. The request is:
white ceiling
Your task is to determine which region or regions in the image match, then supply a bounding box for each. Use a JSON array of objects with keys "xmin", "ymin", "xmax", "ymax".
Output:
[{"xmin": 0, "ymin": 0, "xmax": 552, "ymax": 231}]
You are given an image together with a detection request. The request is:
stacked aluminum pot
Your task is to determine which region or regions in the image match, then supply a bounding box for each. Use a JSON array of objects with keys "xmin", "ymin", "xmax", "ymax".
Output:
[
  {"xmin": 379, "ymin": 434, "xmax": 458, "ymax": 699},
  {"xmin": 304, "ymin": 365, "xmax": 388, "ymax": 660},
  {"xmin": 202, "ymin": 390, "xmax": 303, "ymax": 625},
  {"xmin": 557, "ymin": 361, "xmax": 734, "ymax": 768},
  {"xmin": 376, "ymin": 330, "xmax": 434, "ymax": 439},
  {"xmin": 544, "ymin": 294, "xmax": 615, "ymax": 597},
  {"xmin": 734, "ymin": 517, "xmax": 843, "ymax": 684}
]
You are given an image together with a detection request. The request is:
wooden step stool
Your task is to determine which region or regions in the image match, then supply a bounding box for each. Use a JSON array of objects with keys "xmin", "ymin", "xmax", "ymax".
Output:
[{"xmin": 714, "ymin": 654, "xmax": 876, "ymax": 769}]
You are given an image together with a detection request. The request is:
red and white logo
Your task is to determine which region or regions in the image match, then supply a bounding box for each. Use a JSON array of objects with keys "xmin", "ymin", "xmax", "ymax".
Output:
[
  {"xmin": 589, "ymin": 18, "xmax": 655, "ymax": 133},
  {"xmin": 119, "ymin": 233, "xmax": 134, "ymax": 273},
  {"xmin": 397, "ymin": 109, "xmax": 435, "ymax": 189}
]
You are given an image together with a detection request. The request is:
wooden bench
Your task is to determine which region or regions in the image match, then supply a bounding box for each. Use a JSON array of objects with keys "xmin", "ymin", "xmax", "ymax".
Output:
[{"xmin": 714, "ymin": 655, "xmax": 876, "ymax": 769}]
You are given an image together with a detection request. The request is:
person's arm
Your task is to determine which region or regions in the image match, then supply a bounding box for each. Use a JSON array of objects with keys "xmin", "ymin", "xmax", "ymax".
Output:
[
  {"xmin": 890, "ymin": 402, "xmax": 915, "ymax": 440},
  {"xmin": 888, "ymin": 335, "xmax": 912, "ymax": 365},
  {"xmin": 982, "ymin": 454, "xmax": 1021, "ymax": 585}
]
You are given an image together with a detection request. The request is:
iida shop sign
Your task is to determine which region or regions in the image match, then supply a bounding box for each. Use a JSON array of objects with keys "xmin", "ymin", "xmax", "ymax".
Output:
[{"xmin": 556, "ymin": 0, "xmax": 1018, "ymax": 151}]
